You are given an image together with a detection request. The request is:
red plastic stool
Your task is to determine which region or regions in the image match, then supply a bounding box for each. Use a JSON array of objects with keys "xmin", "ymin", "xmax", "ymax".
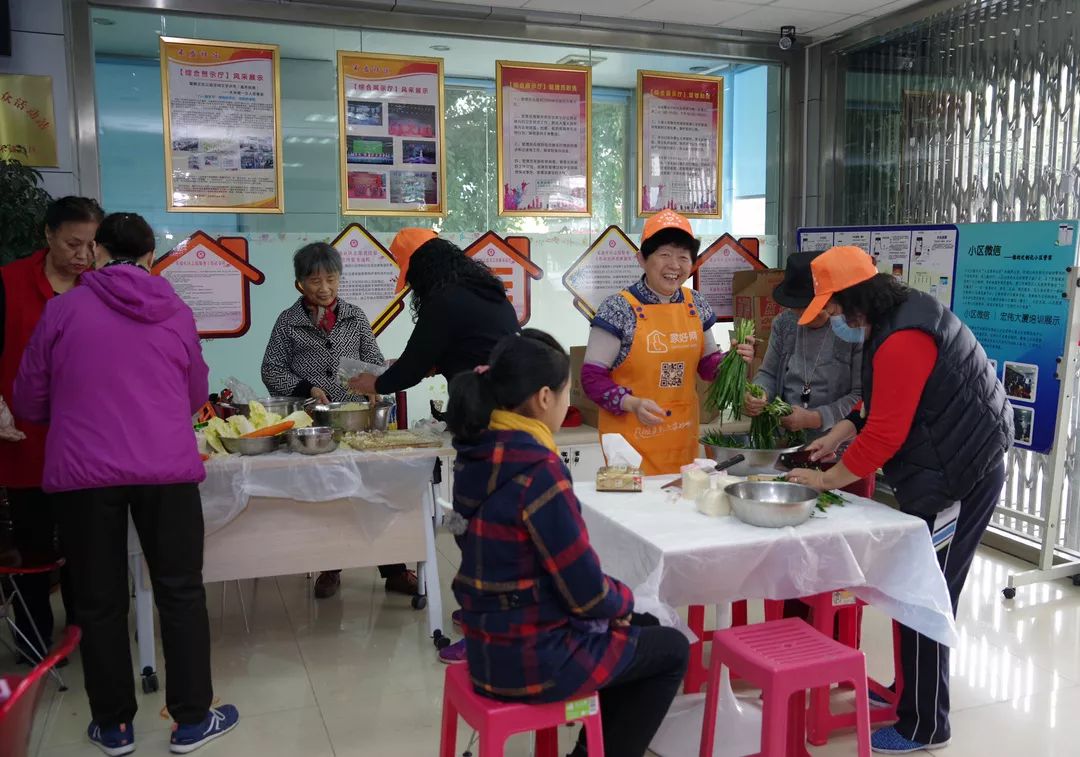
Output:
[
  {"xmin": 439, "ymin": 663, "xmax": 604, "ymax": 757},
  {"xmin": 699, "ymin": 618, "xmax": 871, "ymax": 757}
]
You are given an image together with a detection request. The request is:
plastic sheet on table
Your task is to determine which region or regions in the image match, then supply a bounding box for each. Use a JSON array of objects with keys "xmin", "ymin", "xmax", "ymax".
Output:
[{"xmin": 128, "ymin": 448, "xmax": 438, "ymax": 555}]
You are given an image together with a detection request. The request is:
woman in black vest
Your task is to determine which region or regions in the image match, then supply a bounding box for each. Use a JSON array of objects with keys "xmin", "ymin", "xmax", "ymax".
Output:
[{"xmin": 787, "ymin": 245, "xmax": 1012, "ymax": 754}]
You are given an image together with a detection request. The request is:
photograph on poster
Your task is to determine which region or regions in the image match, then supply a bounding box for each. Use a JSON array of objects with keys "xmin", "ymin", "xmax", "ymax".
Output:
[
  {"xmin": 1013, "ymin": 405, "xmax": 1034, "ymax": 446},
  {"xmin": 1004, "ymin": 361, "xmax": 1038, "ymax": 403},
  {"xmin": 403, "ymin": 140, "xmax": 437, "ymax": 165},
  {"xmin": 347, "ymin": 100, "xmax": 384, "ymax": 127},
  {"xmin": 347, "ymin": 136, "xmax": 395, "ymax": 165},
  {"xmin": 347, "ymin": 171, "xmax": 387, "ymax": 200},
  {"xmin": 389, "ymin": 171, "xmax": 438, "ymax": 205},
  {"xmin": 388, "ymin": 104, "xmax": 437, "ymax": 138}
]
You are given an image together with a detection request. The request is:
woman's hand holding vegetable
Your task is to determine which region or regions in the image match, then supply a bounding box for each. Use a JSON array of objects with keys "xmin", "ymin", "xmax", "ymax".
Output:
[
  {"xmin": 743, "ymin": 390, "xmax": 768, "ymax": 417},
  {"xmin": 310, "ymin": 387, "xmax": 329, "ymax": 405},
  {"xmin": 788, "ymin": 467, "xmax": 827, "ymax": 491},
  {"xmin": 730, "ymin": 337, "xmax": 755, "ymax": 365},
  {"xmin": 781, "ymin": 406, "xmax": 822, "ymax": 432},
  {"xmin": 623, "ymin": 395, "xmax": 667, "ymax": 426}
]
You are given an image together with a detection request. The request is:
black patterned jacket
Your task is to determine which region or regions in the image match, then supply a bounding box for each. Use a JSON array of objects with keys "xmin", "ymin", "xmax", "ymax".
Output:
[{"xmin": 261, "ymin": 298, "xmax": 384, "ymax": 402}]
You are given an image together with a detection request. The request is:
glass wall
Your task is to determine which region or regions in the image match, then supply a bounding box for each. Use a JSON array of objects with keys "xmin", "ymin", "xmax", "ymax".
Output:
[{"xmin": 91, "ymin": 8, "xmax": 782, "ymax": 414}]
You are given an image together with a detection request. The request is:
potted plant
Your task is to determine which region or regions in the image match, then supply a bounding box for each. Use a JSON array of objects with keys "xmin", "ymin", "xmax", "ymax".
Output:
[{"xmin": 0, "ymin": 158, "xmax": 52, "ymax": 266}]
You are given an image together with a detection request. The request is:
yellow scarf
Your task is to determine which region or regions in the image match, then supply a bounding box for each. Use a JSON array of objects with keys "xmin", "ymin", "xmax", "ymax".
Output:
[{"xmin": 489, "ymin": 409, "xmax": 559, "ymax": 455}]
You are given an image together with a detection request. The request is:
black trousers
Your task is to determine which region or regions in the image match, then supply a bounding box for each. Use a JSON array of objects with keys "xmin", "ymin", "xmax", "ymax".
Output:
[
  {"xmin": 895, "ymin": 462, "xmax": 1006, "ymax": 745},
  {"xmin": 56, "ymin": 484, "xmax": 213, "ymax": 727},
  {"xmin": 572, "ymin": 615, "xmax": 690, "ymax": 757},
  {"xmin": 8, "ymin": 487, "xmax": 75, "ymax": 656}
]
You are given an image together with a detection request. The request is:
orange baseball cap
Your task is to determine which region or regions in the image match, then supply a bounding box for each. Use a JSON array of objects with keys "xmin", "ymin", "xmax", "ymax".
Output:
[
  {"xmin": 641, "ymin": 209, "xmax": 694, "ymax": 246},
  {"xmin": 798, "ymin": 245, "xmax": 879, "ymax": 325},
  {"xmin": 389, "ymin": 228, "xmax": 437, "ymax": 291}
]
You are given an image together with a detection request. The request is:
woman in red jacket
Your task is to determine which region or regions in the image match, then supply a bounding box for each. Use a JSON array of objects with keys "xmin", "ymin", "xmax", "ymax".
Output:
[{"xmin": 0, "ymin": 195, "xmax": 103, "ymax": 665}]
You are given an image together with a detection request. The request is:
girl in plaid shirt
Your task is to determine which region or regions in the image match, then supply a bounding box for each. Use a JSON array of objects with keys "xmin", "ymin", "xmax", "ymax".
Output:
[{"xmin": 446, "ymin": 330, "xmax": 689, "ymax": 757}]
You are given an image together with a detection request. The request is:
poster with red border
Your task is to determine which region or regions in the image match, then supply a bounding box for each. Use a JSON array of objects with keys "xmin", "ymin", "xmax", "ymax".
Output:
[
  {"xmin": 463, "ymin": 232, "xmax": 542, "ymax": 325},
  {"xmin": 330, "ymin": 223, "xmax": 406, "ymax": 336},
  {"xmin": 497, "ymin": 62, "xmax": 591, "ymax": 216},
  {"xmin": 562, "ymin": 225, "xmax": 641, "ymax": 321},
  {"xmin": 692, "ymin": 234, "xmax": 765, "ymax": 322},
  {"xmin": 637, "ymin": 70, "xmax": 723, "ymax": 218},
  {"xmin": 152, "ymin": 231, "xmax": 265, "ymax": 338},
  {"xmin": 337, "ymin": 52, "xmax": 446, "ymax": 216},
  {"xmin": 159, "ymin": 38, "xmax": 284, "ymax": 213}
]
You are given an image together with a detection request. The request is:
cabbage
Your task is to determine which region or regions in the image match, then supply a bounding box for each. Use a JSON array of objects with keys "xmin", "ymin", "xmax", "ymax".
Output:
[
  {"xmin": 247, "ymin": 400, "xmax": 269, "ymax": 428},
  {"xmin": 203, "ymin": 418, "xmax": 230, "ymax": 455},
  {"xmin": 226, "ymin": 415, "xmax": 255, "ymax": 436},
  {"xmin": 283, "ymin": 411, "xmax": 314, "ymax": 429}
]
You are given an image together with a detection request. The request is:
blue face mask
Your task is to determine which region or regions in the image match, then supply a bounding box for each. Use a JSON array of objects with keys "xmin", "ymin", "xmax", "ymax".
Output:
[{"xmin": 830, "ymin": 315, "xmax": 866, "ymax": 344}]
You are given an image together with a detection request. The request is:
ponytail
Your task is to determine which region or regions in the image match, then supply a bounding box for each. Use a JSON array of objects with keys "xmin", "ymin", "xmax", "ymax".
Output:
[{"xmin": 446, "ymin": 329, "xmax": 570, "ymax": 443}]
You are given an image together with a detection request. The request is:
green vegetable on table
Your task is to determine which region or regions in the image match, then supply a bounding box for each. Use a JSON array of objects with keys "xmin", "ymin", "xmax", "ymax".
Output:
[
  {"xmin": 775, "ymin": 476, "xmax": 846, "ymax": 512},
  {"xmin": 706, "ymin": 319, "xmax": 755, "ymax": 420}
]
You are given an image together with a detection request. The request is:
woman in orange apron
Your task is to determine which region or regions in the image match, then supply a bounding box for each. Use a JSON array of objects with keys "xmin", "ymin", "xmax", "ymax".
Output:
[{"xmin": 582, "ymin": 210, "xmax": 753, "ymax": 474}]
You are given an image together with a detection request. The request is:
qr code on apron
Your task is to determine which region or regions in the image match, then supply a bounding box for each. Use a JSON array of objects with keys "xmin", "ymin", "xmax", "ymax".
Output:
[{"xmin": 660, "ymin": 362, "xmax": 686, "ymax": 388}]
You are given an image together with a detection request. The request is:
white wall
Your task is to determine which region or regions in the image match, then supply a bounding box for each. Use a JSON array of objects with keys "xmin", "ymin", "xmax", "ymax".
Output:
[{"xmin": 0, "ymin": 0, "xmax": 78, "ymax": 198}]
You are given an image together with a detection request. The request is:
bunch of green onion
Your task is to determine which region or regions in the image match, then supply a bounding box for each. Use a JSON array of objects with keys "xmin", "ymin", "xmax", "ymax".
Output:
[
  {"xmin": 747, "ymin": 389, "xmax": 794, "ymax": 449},
  {"xmin": 706, "ymin": 319, "xmax": 755, "ymax": 419}
]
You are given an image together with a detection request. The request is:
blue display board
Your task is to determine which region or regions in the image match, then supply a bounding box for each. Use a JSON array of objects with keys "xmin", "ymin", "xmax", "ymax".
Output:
[{"xmin": 797, "ymin": 221, "xmax": 1079, "ymax": 453}]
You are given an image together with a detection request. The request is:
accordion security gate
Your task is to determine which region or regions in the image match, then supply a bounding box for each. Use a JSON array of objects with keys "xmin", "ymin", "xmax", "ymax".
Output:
[{"xmin": 834, "ymin": 0, "xmax": 1080, "ymax": 585}]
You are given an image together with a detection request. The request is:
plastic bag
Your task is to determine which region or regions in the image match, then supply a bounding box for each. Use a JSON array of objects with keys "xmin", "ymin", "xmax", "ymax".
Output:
[
  {"xmin": 338, "ymin": 358, "xmax": 387, "ymax": 385},
  {"xmin": 224, "ymin": 377, "xmax": 258, "ymax": 402},
  {"xmin": 0, "ymin": 395, "xmax": 25, "ymax": 442}
]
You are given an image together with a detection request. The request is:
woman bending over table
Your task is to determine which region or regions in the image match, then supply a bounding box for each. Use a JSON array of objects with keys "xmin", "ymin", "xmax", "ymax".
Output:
[
  {"xmin": 787, "ymin": 246, "xmax": 1012, "ymax": 754},
  {"xmin": 447, "ymin": 329, "xmax": 689, "ymax": 757}
]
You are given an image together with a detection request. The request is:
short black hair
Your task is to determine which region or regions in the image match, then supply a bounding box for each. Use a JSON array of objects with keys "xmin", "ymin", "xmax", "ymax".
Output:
[
  {"xmin": 832, "ymin": 273, "xmax": 910, "ymax": 325},
  {"xmin": 44, "ymin": 196, "xmax": 105, "ymax": 231},
  {"xmin": 293, "ymin": 242, "xmax": 342, "ymax": 281},
  {"xmin": 641, "ymin": 227, "xmax": 700, "ymax": 261},
  {"xmin": 95, "ymin": 213, "xmax": 155, "ymax": 261}
]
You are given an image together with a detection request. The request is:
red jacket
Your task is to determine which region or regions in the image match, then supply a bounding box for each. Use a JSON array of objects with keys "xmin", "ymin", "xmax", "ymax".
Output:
[{"xmin": 0, "ymin": 250, "xmax": 54, "ymax": 488}]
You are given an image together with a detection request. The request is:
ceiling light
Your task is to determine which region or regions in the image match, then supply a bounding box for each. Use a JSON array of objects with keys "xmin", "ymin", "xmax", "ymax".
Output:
[
  {"xmin": 556, "ymin": 54, "xmax": 606, "ymax": 67},
  {"xmin": 430, "ymin": 45, "xmax": 451, "ymax": 52}
]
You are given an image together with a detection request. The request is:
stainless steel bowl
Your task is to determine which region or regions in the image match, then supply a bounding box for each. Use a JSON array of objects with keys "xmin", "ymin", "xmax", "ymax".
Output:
[
  {"xmin": 702, "ymin": 433, "xmax": 803, "ymax": 477},
  {"xmin": 724, "ymin": 480, "xmax": 818, "ymax": 528},
  {"xmin": 234, "ymin": 396, "xmax": 306, "ymax": 417},
  {"xmin": 286, "ymin": 426, "xmax": 338, "ymax": 455},
  {"xmin": 371, "ymin": 401, "xmax": 393, "ymax": 432},
  {"xmin": 221, "ymin": 435, "xmax": 282, "ymax": 456},
  {"xmin": 311, "ymin": 402, "xmax": 372, "ymax": 434}
]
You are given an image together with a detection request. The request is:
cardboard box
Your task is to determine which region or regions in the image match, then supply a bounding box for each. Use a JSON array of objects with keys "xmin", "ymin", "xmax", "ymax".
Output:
[
  {"xmin": 570, "ymin": 346, "xmax": 719, "ymax": 426},
  {"xmin": 732, "ymin": 268, "xmax": 785, "ymax": 378}
]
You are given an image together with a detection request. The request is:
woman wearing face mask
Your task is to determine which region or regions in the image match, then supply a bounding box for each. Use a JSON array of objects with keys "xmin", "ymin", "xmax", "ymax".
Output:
[
  {"xmin": 583, "ymin": 210, "xmax": 753, "ymax": 475},
  {"xmin": 14, "ymin": 213, "xmax": 238, "ymax": 755},
  {"xmin": 0, "ymin": 195, "xmax": 103, "ymax": 666},
  {"xmin": 786, "ymin": 246, "xmax": 1012, "ymax": 754},
  {"xmin": 261, "ymin": 243, "xmax": 416, "ymax": 600}
]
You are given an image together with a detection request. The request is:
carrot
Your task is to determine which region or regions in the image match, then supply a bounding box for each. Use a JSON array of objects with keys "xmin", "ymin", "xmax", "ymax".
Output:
[
  {"xmin": 240, "ymin": 420, "xmax": 295, "ymax": 438},
  {"xmin": 200, "ymin": 454, "xmax": 211, "ymax": 462}
]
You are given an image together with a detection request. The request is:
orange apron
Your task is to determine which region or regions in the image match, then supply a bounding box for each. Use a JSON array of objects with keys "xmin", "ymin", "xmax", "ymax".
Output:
[{"xmin": 598, "ymin": 290, "xmax": 704, "ymax": 475}]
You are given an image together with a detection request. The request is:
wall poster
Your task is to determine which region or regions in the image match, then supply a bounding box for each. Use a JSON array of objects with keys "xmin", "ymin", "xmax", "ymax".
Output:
[
  {"xmin": 159, "ymin": 38, "xmax": 283, "ymax": 213},
  {"xmin": 330, "ymin": 223, "xmax": 406, "ymax": 336},
  {"xmin": 692, "ymin": 234, "xmax": 765, "ymax": 321},
  {"xmin": 0, "ymin": 74, "xmax": 58, "ymax": 167},
  {"xmin": 637, "ymin": 70, "xmax": 723, "ymax": 218},
  {"xmin": 562, "ymin": 226, "xmax": 641, "ymax": 321},
  {"xmin": 337, "ymin": 52, "xmax": 446, "ymax": 216},
  {"xmin": 496, "ymin": 61, "xmax": 591, "ymax": 216}
]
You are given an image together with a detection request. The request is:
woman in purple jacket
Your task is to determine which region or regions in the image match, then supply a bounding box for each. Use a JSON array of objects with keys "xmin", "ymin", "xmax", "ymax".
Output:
[
  {"xmin": 446, "ymin": 330, "xmax": 689, "ymax": 757},
  {"xmin": 13, "ymin": 213, "xmax": 238, "ymax": 756}
]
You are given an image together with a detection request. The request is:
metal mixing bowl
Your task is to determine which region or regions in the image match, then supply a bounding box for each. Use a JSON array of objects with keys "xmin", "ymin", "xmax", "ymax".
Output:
[
  {"xmin": 286, "ymin": 427, "xmax": 338, "ymax": 455},
  {"xmin": 233, "ymin": 397, "xmax": 306, "ymax": 417},
  {"xmin": 311, "ymin": 402, "xmax": 372, "ymax": 434},
  {"xmin": 702, "ymin": 433, "xmax": 803, "ymax": 477},
  {"xmin": 724, "ymin": 480, "xmax": 819, "ymax": 528},
  {"xmin": 222, "ymin": 435, "xmax": 282, "ymax": 456}
]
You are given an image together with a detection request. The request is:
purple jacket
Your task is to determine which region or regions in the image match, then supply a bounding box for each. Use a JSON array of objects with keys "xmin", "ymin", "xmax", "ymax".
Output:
[{"xmin": 13, "ymin": 265, "xmax": 209, "ymax": 493}]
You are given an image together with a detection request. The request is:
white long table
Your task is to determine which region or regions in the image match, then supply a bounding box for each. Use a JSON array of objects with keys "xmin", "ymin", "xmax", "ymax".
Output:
[
  {"xmin": 578, "ymin": 478, "xmax": 956, "ymax": 757},
  {"xmin": 130, "ymin": 445, "xmax": 451, "ymax": 692}
]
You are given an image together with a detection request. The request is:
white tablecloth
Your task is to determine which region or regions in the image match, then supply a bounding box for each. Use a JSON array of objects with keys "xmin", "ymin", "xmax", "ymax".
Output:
[{"xmin": 578, "ymin": 478, "xmax": 957, "ymax": 647}]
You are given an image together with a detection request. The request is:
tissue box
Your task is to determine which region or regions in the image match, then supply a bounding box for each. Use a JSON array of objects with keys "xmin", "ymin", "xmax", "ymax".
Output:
[{"xmin": 596, "ymin": 465, "xmax": 643, "ymax": 492}]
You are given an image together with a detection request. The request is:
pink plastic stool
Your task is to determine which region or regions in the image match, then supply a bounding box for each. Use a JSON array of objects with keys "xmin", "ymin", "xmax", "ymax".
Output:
[
  {"xmin": 685, "ymin": 601, "xmax": 764, "ymax": 694},
  {"xmin": 439, "ymin": 663, "xmax": 604, "ymax": 757},
  {"xmin": 699, "ymin": 618, "xmax": 871, "ymax": 757}
]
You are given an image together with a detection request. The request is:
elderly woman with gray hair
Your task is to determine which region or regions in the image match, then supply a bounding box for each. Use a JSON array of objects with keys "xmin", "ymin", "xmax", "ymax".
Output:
[{"xmin": 261, "ymin": 242, "xmax": 417, "ymax": 599}]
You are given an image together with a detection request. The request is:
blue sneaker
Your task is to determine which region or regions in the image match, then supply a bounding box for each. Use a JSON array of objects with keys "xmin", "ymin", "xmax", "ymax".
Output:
[
  {"xmin": 872, "ymin": 726, "xmax": 950, "ymax": 754},
  {"xmin": 169, "ymin": 705, "xmax": 239, "ymax": 754},
  {"xmin": 869, "ymin": 689, "xmax": 892, "ymax": 708},
  {"xmin": 87, "ymin": 722, "xmax": 135, "ymax": 757}
]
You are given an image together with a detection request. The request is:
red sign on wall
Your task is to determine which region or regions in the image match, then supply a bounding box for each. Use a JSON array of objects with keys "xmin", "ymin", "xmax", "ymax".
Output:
[{"xmin": 463, "ymin": 232, "xmax": 542, "ymax": 326}]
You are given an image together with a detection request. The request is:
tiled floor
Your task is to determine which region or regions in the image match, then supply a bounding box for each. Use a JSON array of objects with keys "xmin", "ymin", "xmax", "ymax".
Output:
[{"xmin": 7, "ymin": 535, "xmax": 1080, "ymax": 756}]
